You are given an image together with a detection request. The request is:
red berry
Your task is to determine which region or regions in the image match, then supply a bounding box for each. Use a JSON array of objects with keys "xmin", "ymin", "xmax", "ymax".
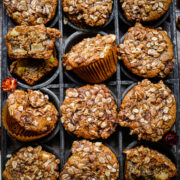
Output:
[
  {"xmin": 1, "ymin": 77, "xmax": 17, "ymax": 92},
  {"xmin": 163, "ymin": 132, "xmax": 178, "ymax": 146}
]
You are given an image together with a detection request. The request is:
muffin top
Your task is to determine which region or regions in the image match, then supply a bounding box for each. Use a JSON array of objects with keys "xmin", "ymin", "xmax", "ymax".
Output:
[
  {"xmin": 3, "ymin": 0, "xmax": 57, "ymax": 25},
  {"xmin": 124, "ymin": 146, "xmax": 177, "ymax": 180},
  {"xmin": 120, "ymin": 0, "xmax": 171, "ymax": 22},
  {"xmin": 118, "ymin": 79, "xmax": 176, "ymax": 141},
  {"xmin": 60, "ymin": 84, "xmax": 118, "ymax": 139},
  {"xmin": 60, "ymin": 140, "xmax": 119, "ymax": 179},
  {"xmin": 62, "ymin": 0, "xmax": 113, "ymax": 27},
  {"xmin": 63, "ymin": 34, "xmax": 116, "ymax": 70},
  {"xmin": 3, "ymin": 146, "xmax": 60, "ymax": 180},
  {"xmin": 5, "ymin": 25, "xmax": 61, "ymax": 60},
  {"xmin": 7, "ymin": 89, "xmax": 59, "ymax": 133},
  {"xmin": 118, "ymin": 23, "xmax": 174, "ymax": 78}
]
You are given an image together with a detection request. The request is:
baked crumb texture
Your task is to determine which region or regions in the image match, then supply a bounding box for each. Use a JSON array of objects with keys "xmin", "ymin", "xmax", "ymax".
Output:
[
  {"xmin": 62, "ymin": 0, "xmax": 113, "ymax": 27},
  {"xmin": 5, "ymin": 25, "xmax": 61, "ymax": 60},
  {"xmin": 60, "ymin": 84, "xmax": 118, "ymax": 139},
  {"xmin": 4, "ymin": 0, "xmax": 57, "ymax": 25},
  {"xmin": 124, "ymin": 146, "xmax": 177, "ymax": 180},
  {"xmin": 120, "ymin": 0, "xmax": 172, "ymax": 22},
  {"xmin": 63, "ymin": 34, "xmax": 117, "ymax": 83},
  {"xmin": 3, "ymin": 146, "xmax": 60, "ymax": 180},
  {"xmin": 118, "ymin": 23, "xmax": 174, "ymax": 78},
  {"xmin": 118, "ymin": 79, "xmax": 176, "ymax": 142},
  {"xmin": 60, "ymin": 140, "xmax": 119, "ymax": 179},
  {"xmin": 10, "ymin": 50, "xmax": 58, "ymax": 85}
]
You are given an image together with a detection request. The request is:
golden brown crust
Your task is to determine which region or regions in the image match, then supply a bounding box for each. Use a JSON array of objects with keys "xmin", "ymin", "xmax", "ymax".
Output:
[
  {"xmin": 7, "ymin": 89, "xmax": 59, "ymax": 134},
  {"xmin": 3, "ymin": 146, "xmax": 60, "ymax": 180},
  {"xmin": 120, "ymin": 0, "xmax": 171, "ymax": 22},
  {"xmin": 118, "ymin": 79, "xmax": 176, "ymax": 142},
  {"xmin": 5, "ymin": 25, "xmax": 61, "ymax": 60},
  {"xmin": 124, "ymin": 146, "xmax": 177, "ymax": 180},
  {"xmin": 10, "ymin": 50, "xmax": 58, "ymax": 85},
  {"xmin": 60, "ymin": 84, "xmax": 118, "ymax": 139},
  {"xmin": 3, "ymin": 0, "xmax": 57, "ymax": 25},
  {"xmin": 63, "ymin": 34, "xmax": 117, "ymax": 83},
  {"xmin": 62, "ymin": 0, "xmax": 113, "ymax": 27},
  {"xmin": 60, "ymin": 140, "xmax": 119, "ymax": 179},
  {"xmin": 118, "ymin": 23, "xmax": 174, "ymax": 78}
]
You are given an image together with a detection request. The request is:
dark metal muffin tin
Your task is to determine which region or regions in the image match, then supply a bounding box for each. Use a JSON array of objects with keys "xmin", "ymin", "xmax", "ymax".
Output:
[{"xmin": 1, "ymin": 0, "xmax": 179, "ymax": 179}]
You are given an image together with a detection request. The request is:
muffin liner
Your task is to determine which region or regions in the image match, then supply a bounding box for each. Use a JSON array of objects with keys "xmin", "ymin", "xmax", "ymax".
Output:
[
  {"xmin": 72, "ymin": 46, "xmax": 117, "ymax": 83},
  {"xmin": 2, "ymin": 104, "xmax": 55, "ymax": 142}
]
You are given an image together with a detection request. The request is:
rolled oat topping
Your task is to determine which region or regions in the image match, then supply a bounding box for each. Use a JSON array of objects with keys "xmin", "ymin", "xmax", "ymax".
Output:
[
  {"xmin": 63, "ymin": 34, "xmax": 116, "ymax": 70},
  {"xmin": 118, "ymin": 79, "xmax": 176, "ymax": 142},
  {"xmin": 7, "ymin": 89, "xmax": 59, "ymax": 133},
  {"xmin": 62, "ymin": 0, "xmax": 113, "ymax": 27},
  {"xmin": 120, "ymin": 0, "xmax": 172, "ymax": 22},
  {"xmin": 124, "ymin": 146, "xmax": 177, "ymax": 180},
  {"xmin": 3, "ymin": 146, "xmax": 60, "ymax": 180},
  {"xmin": 60, "ymin": 84, "xmax": 118, "ymax": 139},
  {"xmin": 3, "ymin": 0, "xmax": 57, "ymax": 25},
  {"xmin": 118, "ymin": 23, "xmax": 174, "ymax": 78},
  {"xmin": 60, "ymin": 140, "xmax": 119, "ymax": 179},
  {"xmin": 5, "ymin": 25, "xmax": 61, "ymax": 60}
]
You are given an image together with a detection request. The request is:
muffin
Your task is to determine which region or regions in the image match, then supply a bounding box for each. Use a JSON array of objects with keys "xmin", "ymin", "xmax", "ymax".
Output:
[
  {"xmin": 62, "ymin": 0, "xmax": 113, "ymax": 28},
  {"xmin": 60, "ymin": 140, "xmax": 119, "ymax": 179},
  {"xmin": 118, "ymin": 23, "xmax": 174, "ymax": 78},
  {"xmin": 118, "ymin": 79, "xmax": 176, "ymax": 142},
  {"xmin": 3, "ymin": 89, "xmax": 59, "ymax": 141},
  {"xmin": 3, "ymin": 0, "xmax": 57, "ymax": 25},
  {"xmin": 5, "ymin": 25, "xmax": 61, "ymax": 60},
  {"xmin": 60, "ymin": 84, "xmax": 118, "ymax": 139},
  {"xmin": 124, "ymin": 146, "xmax": 177, "ymax": 180},
  {"xmin": 10, "ymin": 50, "xmax": 58, "ymax": 85},
  {"xmin": 120, "ymin": 0, "xmax": 171, "ymax": 22},
  {"xmin": 3, "ymin": 145, "xmax": 60, "ymax": 179},
  {"xmin": 63, "ymin": 34, "xmax": 117, "ymax": 83}
]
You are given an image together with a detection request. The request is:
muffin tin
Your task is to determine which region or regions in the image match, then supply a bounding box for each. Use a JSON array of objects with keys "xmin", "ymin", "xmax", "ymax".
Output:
[{"xmin": 1, "ymin": 0, "xmax": 179, "ymax": 179}]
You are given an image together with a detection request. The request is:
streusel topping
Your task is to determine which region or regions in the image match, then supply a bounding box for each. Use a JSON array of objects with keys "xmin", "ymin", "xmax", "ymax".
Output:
[
  {"xmin": 62, "ymin": 0, "xmax": 113, "ymax": 27},
  {"xmin": 7, "ymin": 89, "xmax": 59, "ymax": 133},
  {"xmin": 118, "ymin": 79, "xmax": 176, "ymax": 141},
  {"xmin": 124, "ymin": 146, "xmax": 177, "ymax": 180},
  {"xmin": 60, "ymin": 84, "xmax": 118, "ymax": 139},
  {"xmin": 120, "ymin": 0, "xmax": 171, "ymax": 22},
  {"xmin": 3, "ymin": 146, "xmax": 60, "ymax": 180},
  {"xmin": 118, "ymin": 23, "xmax": 174, "ymax": 78},
  {"xmin": 4, "ymin": 0, "xmax": 57, "ymax": 25},
  {"xmin": 60, "ymin": 140, "xmax": 119, "ymax": 179},
  {"xmin": 63, "ymin": 34, "xmax": 116, "ymax": 70}
]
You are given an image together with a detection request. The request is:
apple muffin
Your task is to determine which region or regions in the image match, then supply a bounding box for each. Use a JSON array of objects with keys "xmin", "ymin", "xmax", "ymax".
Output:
[
  {"xmin": 3, "ymin": 146, "xmax": 60, "ymax": 180},
  {"xmin": 62, "ymin": 0, "xmax": 113, "ymax": 27},
  {"xmin": 118, "ymin": 23, "xmax": 174, "ymax": 78},
  {"xmin": 60, "ymin": 140, "xmax": 119, "ymax": 179},
  {"xmin": 63, "ymin": 34, "xmax": 117, "ymax": 83},
  {"xmin": 120, "ymin": 0, "xmax": 171, "ymax": 22},
  {"xmin": 3, "ymin": 89, "xmax": 59, "ymax": 141},
  {"xmin": 118, "ymin": 79, "xmax": 176, "ymax": 142},
  {"xmin": 3, "ymin": 0, "xmax": 57, "ymax": 25},
  {"xmin": 5, "ymin": 25, "xmax": 61, "ymax": 60},
  {"xmin": 124, "ymin": 146, "xmax": 177, "ymax": 180},
  {"xmin": 10, "ymin": 50, "xmax": 58, "ymax": 85},
  {"xmin": 60, "ymin": 84, "xmax": 118, "ymax": 139}
]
